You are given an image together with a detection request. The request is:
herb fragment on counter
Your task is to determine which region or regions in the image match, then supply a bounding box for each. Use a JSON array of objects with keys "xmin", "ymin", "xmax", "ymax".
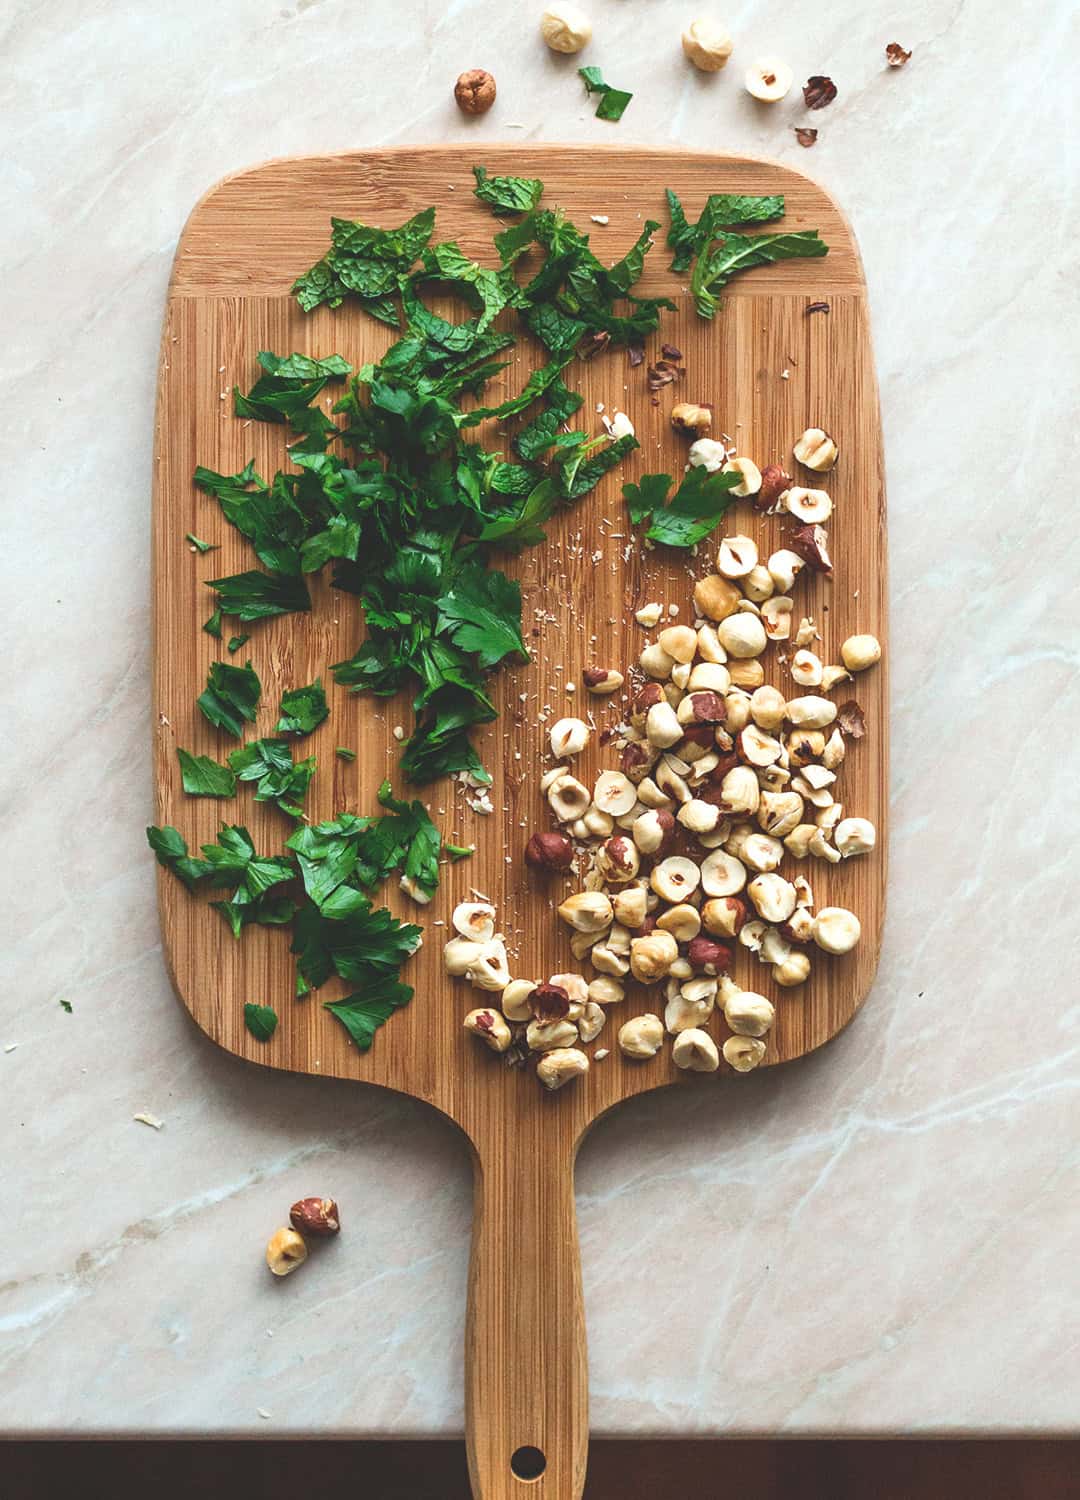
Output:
[
  {"xmin": 227, "ymin": 634, "xmax": 250, "ymax": 654},
  {"xmin": 203, "ymin": 608, "xmax": 223, "ymax": 639},
  {"xmin": 177, "ymin": 748, "xmax": 238, "ymax": 798},
  {"xmin": 133, "ymin": 1111, "xmax": 163, "ymax": 1129},
  {"xmin": 335, "ymin": 747, "xmax": 357, "ymax": 762},
  {"xmin": 472, "ymin": 165, "xmax": 544, "ymax": 216},
  {"xmin": 229, "ymin": 739, "xmax": 316, "ymax": 819},
  {"xmin": 243, "ymin": 1003, "xmax": 279, "ymax": 1042},
  {"xmin": 186, "ymin": 533, "xmax": 217, "ymax": 553},
  {"xmin": 794, "ymin": 128, "xmax": 818, "ymax": 148},
  {"xmin": 275, "ymin": 679, "xmax": 329, "ymax": 737},
  {"xmin": 59, "ymin": 999, "xmax": 73, "ymax": 1014},
  {"xmin": 444, "ymin": 842, "xmax": 473, "ymax": 860},
  {"xmin": 197, "ymin": 660, "xmax": 262, "ymax": 739},
  {"xmin": 803, "ymin": 75, "xmax": 837, "ymax": 109},
  {"xmin": 324, "ymin": 976, "xmax": 413, "ymax": 1052},
  {"xmin": 578, "ymin": 66, "xmax": 633, "ymax": 121},
  {"xmin": 623, "ymin": 467, "xmax": 742, "ymax": 548},
  {"xmin": 885, "ymin": 43, "xmax": 912, "ymax": 67}
]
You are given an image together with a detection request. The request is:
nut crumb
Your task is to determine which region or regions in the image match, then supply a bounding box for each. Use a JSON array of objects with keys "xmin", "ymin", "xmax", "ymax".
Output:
[{"xmin": 133, "ymin": 1112, "xmax": 164, "ymax": 1130}]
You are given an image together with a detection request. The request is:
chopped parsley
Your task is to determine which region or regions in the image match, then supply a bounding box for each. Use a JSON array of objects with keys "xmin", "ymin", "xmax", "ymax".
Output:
[
  {"xmin": 335, "ymin": 747, "xmax": 357, "ymax": 762},
  {"xmin": 186, "ymin": 533, "xmax": 217, "ymax": 553},
  {"xmin": 227, "ymin": 634, "xmax": 250, "ymax": 654},
  {"xmin": 203, "ymin": 608, "xmax": 223, "ymax": 639},
  {"xmin": 59, "ymin": 999, "xmax": 73, "ymax": 1014},
  {"xmin": 578, "ymin": 66, "xmax": 633, "ymax": 121},
  {"xmin": 243, "ymin": 1003, "xmax": 278, "ymax": 1042},
  {"xmin": 228, "ymin": 738, "xmax": 316, "ymax": 819},
  {"xmin": 275, "ymin": 679, "xmax": 329, "ymax": 737},
  {"xmin": 177, "ymin": 748, "xmax": 238, "ymax": 798},
  {"xmin": 324, "ymin": 977, "xmax": 413, "ymax": 1052},
  {"xmin": 623, "ymin": 467, "xmax": 743, "ymax": 549},
  {"xmin": 196, "ymin": 660, "xmax": 261, "ymax": 738}
]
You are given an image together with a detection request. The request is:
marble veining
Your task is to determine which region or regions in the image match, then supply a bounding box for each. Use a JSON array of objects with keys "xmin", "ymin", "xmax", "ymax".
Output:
[{"xmin": 3, "ymin": 0, "xmax": 1079, "ymax": 1436}]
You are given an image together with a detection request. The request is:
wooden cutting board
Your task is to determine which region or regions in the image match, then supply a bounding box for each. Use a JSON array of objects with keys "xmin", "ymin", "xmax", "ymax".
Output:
[{"xmin": 153, "ymin": 145, "xmax": 887, "ymax": 1499}]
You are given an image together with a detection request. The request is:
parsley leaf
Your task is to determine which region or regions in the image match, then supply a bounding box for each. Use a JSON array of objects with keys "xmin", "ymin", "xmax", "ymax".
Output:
[
  {"xmin": 146, "ymin": 825, "xmax": 212, "ymax": 891},
  {"xmin": 229, "ymin": 738, "xmax": 316, "ymax": 819},
  {"xmin": 622, "ymin": 471, "xmax": 673, "ymax": 526},
  {"xmin": 207, "ymin": 570, "xmax": 312, "ymax": 621},
  {"xmin": 196, "ymin": 660, "xmax": 261, "ymax": 738},
  {"xmin": 233, "ymin": 351, "xmax": 351, "ymax": 427},
  {"xmin": 472, "ymin": 165, "xmax": 544, "ymax": 216},
  {"xmin": 437, "ymin": 563, "xmax": 529, "ymax": 670},
  {"xmin": 203, "ymin": 608, "xmax": 223, "ymax": 639},
  {"xmin": 324, "ymin": 975, "xmax": 413, "ymax": 1052},
  {"xmin": 186, "ymin": 533, "xmax": 217, "ymax": 553},
  {"xmin": 227, "ymin": 634, "xmax": 250, "ymax": 654},
  {"xmin": 275, "ymin": 679, "xmax": 329, "ymax": 737},
  {"xmin": 636, "ymin": 468, "xmax": 743, "ymax": 548},
  {"xmin": 177, "ymin": 748, "xmax": 238, "ymax": 798},
  {"xmin": 335, "ymin": 747, "xmax": 357, "ymax": 761},
  {"xmin": 578, "ymin": 65, "xmax": 633, "ymax": 121},
  {"xmin": 243, "ymin": 1003, "xmax": 278, "ymax": 1041}
]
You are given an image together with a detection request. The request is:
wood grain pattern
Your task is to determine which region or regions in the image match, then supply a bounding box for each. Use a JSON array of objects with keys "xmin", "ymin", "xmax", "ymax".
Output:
[{"xmin": 152, "ymin": 146, "xmax": 887, "ymax": 1500}]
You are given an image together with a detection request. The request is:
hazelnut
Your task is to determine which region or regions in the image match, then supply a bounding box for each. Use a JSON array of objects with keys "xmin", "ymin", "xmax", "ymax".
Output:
[
  {"xmin": 741, "ymin": 833, "xmax": 784, "ymax": 873},
  {"xmin": 808, "ymin": 827, "xmax": 842, "ymax": 864},
  {"xmin": 726, "ymin": 458, "xmax": 762, "ymax": 497},
  {"xmin": 723, "ymin": 1035, "xmax": 767, "ymax": 1071},
  {"xmin": 540, "ymin": 3, "xmax": 592, "ymax": 53},
  {"xmin": 791, "ymin": 649, "xmax": 824, "ymax": 687},
  {"xmin": 687, "ymin": 935, "xmax": 733, "ymax": 973},
  {"xmin": 548, "ymin": 772, "xmax": 591, "ymax": 821},
  {"xmin": 588, "ymin": 976, "xmax": 625, "ymax": 1005},
  {"xmin": 745, "ymin": 58, "xmax": 793, "ymax": 101},
  {"xmin": 738, "ymin": 724, "xmax": 782, "ymax": 767},
  {"xmin": 583, "ymin": 666, "xmax": 624, "ymax": 694},
  {"xmin": 835, "ymin": 817, "xmax": 876, "ymax": 857},
  {"xmin": 793, "ymin": 427, "xmax": 838, "ymax": 471},
  {"xmin": 766, "ymin": 549, "xmax": 806, "ymax": 594},
  {"xmin": 658, "ymin": 624, "xmax": 697, "ymax": 663},
  {"xmin": 671, "ymin": 401, "xmax": 712, "ymax": 435},
  {"xmin": 536, "ymin": 978, "xmax": 579, "ymax": 1015},
  {"xmin": 681, "ymin": 18, "xmax": 733, "ymax": 71},
  {"xmin": 774, "ymin": 952, "xmax": 812, "ymax": 987},
  {"xmin": 786, "ymin": 695, "xmax": 838, "ymax": 730},
  {"xmin": 630, "ymin": 931, "xmax": 679, "ymax": 983},
  {"xmin": 701, "ymin": 894, "xmax": 747, "ymax": 937},
  {"xmin": 464, "ymin": 1007, "xmax": 513, "ymax": 1051},
  {"xmin": 687, "ymin": 437, "xmax": 729, "ymax": 472},
  {"xmin": 664, "ymin": 987, "xmax": 714, "ymax": 1034},
  {"xmin": 728, "ymin": 659, "xmax": 765, "ymax": 690},
  {"xmin": 596, "ymin": 835, "xmax": 640, "ymax": 884},
  {"xmin": 618, "ymin": 1013, "xmax": 665, "ymax": 1058},
  {"xmin": 784, "ymin": 486, "xmax": 833, "ymax": 524},
  {"xmin": 749, "ymin": 685, "xmax": 787, "ymax": 732},
  {"xmin": 700, "ymin": 848, "xmax": 747, "ymax": 897},
  {"xmin": 526, "ymin": 1017, "xmax": 579, "ymax": 1052},
  {"xmin": 656, "ymin": 902, "xmax": 701, "ymax": 943},
  {"xmin": 747, "ymin": 873, "xmax": 798, "ymax": 924},
  {"xmin": 718, "ymin": 764, "xmax": 760, "ymax": 816},
  {"xmin": 723, "ymin": 690, "xmax": 752, "ymax": 733},
  {"xmin": 821, "ymin": 664, "xmax": 852, "ymax": 692},
  {"xmin": 742, "ymin": 564, "xmax": 775, "ymax": 603},
  {"xmin": 550, "ymin": 716, "xmax": 590, "ymax": 757},
  {"xmin": 672, "ymin": 1027, "xmax": 721, "ymax": 1071},
  {"xmin": 502, "ymin": 979, "xmax": 537, "ymax": 1022},
  {"xmin": 724, "ymin": 989, "xmax": 775, "ymax": 1038},
  {"xmin": 693, "ymin": 574, "xmax": 741, "ymax": 623},
  {"xmin": 289, "ymin": 1197, "xmax": 341, "ymax": 1237},
  {"xmin": 677, "ymin": 798, "xmax": 720, "ymax": 836},
  {"xmin": 756, "ymin": 463, "xmax": 793, "ymax": 511},
  {"xmin": 718, "ymin": 613, "xmax": 767, "ymax": 658},
  {"xmin": 645, "ymin": 699, "xmax": 684, "ymax": 749},
  {"xmin": 452, "ymin": 901, "xmax": 496, "ymax": 942},
  {"xmin": 814, "ymin": 907, "xmax": 862, "ymax": 955},
  {"xmin": 757, "ymin": 790, "xmax": 805, "ymax": 838},
  {"xmin": 785, "ymin": 728, "xmax": 826, "ymax": 765},
  {"xmin": 536, "ymin": 1047, "xmax": 590, "ymax": 1090},
  {"xmin": 593, "ymin": 769, "xmax": 639, "ymax": 816},
  {"xmin": 454, "ymin": 68, "xmax": 496, "ymax": 114},
  {"xmin": 266, "ymin": 1226, "xmax": 308, "ymax": 1277},
  {"xmin": 687, "ymin": 662, "xmax": 731, "ymax": 694},
  {"xmin": 789, "ymin": 523, "xmax": 833, "ymax": 574},
  {"xmin": 525, "ymin": 831, "xmax": 575, "ymax": 870},
  {"xmin": 590, "ymin": 943, "xmax": 630, "ymax": 977},
  {"xmin": 631, "ymin": 682, "xmax": 665, "ymax": 721},
  {"xmin": 640, "ymin": 642, "xmax": 676, "ymax": 679},
  {"xmin": 840, "ymin": 634, "xmax": 882, "ymax": 672},
  {"xmin": 635, "ymin": 601, "xmax": 663, "ymax": 628},
  {"xmin": 578, "ymin": 1001, "xmax": 607, "ymax": 1044},
  {"xmin": 717, "ymin": 534, "xmax": 758, "ymax": 579},
  {"xmin": 650, "ymin": 856, "xmax": 701, "ymax": 904},
  {"xmin": 443, "ymin": 936, "xmax": 488, "ymax": 976},
  {"xmin": 631, "ymin": 808, "xmax": 676, "ymax": 858},
  {"xmin": 558, "ymin": 891, "xmax": 613, "ymax": 934}
]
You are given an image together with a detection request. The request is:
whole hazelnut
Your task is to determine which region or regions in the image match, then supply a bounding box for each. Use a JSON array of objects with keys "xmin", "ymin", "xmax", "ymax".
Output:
[
  {"xmin": 290, "ymin": 1197, "xmax": 341, "ymax": 1237},
  {"xmin": 687, "ymin": 936, "xmax": 733, "ymax": 974},
  {"xmin": 755, "ymin": 463, "xmax": 793, "ymax": 512},
  {"xmin": 266, "ymin": 1226, "xmax": 307, "ymax": 1277},
  {"xmin": 454, "ymin": 68, "xmax": 496, "ymax": 114},
  {"xmin": 525, "ymin": 831, "xmax": 575, "ymax": 871},
  {"xmin": 540, "ymin": 3, "xmax": 592, "ymax": 53}
]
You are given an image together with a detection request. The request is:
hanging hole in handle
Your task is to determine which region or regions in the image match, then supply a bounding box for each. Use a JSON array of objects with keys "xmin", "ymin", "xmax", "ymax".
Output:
[{"xmin": 510, "ymin": 1446, "xmax": 547, "ymax": 1482}]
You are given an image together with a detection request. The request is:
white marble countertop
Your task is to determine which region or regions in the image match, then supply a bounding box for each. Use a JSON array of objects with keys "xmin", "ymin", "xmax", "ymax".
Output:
[{"xmin": 4, "ymin": 0, "xmax": 1079, "ymax": 1438}]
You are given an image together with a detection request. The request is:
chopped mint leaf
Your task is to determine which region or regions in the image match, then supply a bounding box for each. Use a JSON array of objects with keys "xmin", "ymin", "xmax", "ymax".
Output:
[
  {"xmin": 196, "ymin": 660, "xmax": 261, "ymax": 739},
  {"xmin": 203, "ymin": 608, "xmax": 223, "ymax": 639},
  {"xmin": 690, "ymin": 228, "xmax": 828, "ymax": 319},
  {"xmin": 243, "ymin": 1002, "xmax": 278, "ymax": 1042},
  {"xmin": 472, "ymin": 165, "xmax": 544, "ymax": 216},
  {"xmin": 186, "ymin": 533, "xmax": 218, "ymax": 553},
  {"xmin": 578, "ymin": 66, "xmax": 633, "ymax": 121},
  {"xmin": 444, "ymin": 843, "xmax": 473, "ymax": 860},
  {"xmin": 177, "ymin": 748, "xmax": 238, "ymax": 798},
  {"xmin": 227, "ymin": 634, "xmax": 250, "ymax": 654},
  {"xmin": 622, "ymin": 471, "xmax": 673, "ymax": 526},
  {"xmin": 324, "ymin": 974, "xmax": 414, "ymax": 1052},
  {"xmin": 59, "ymin": 999, "xmax": 73, "ymax": 1014},
  {"xmin": 336, "ymin": 747, "xmax": 357, "ymax": 761},
  {"xmin": 665, "ymin": 189, "xmax": 785, "ymax": 273},
  {"xmin": 275, "ymin": 679, "xmax": 329, "ymax": 737}
]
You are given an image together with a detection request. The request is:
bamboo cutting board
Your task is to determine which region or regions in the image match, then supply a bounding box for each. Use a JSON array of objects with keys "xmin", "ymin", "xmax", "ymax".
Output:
[{"xmin": 153, "ymin": 146, "xmax": 887, "ymax": 1499}]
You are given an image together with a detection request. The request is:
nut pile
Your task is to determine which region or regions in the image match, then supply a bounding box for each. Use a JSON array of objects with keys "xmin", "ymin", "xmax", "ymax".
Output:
[{"xmin": 451, "ymin": 425, "xmax": 881, "ymax": 1087}]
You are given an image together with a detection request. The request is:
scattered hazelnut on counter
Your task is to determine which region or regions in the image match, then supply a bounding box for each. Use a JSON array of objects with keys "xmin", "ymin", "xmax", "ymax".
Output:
[
  {"xmin": 688, "ymin": 437, "xmax": 729, "ymax": 472},
  {"xmin": 840, "ymin": 634, "xmax": 882, "ymax": 672},
  {"xmin": 582, "ymin": 666, "xmax": 624, "ymax": 694},
  {"xmin": 593, "ymin": 769, "xmax": 639, "ymax": 816},
  {"xmin": 266, "ymin": 1226, "xmax": 308, "ymax": 1277},
  {"xmin": 813, "ymin": 907, "xmax": 862, "ymax": 955},
  {"xmin": 724, "ymin": 989, "xmax": 775, "ymax": 1038},
  {"xmin": 756, "ymin": 463, "xmax": 793, "ymax": 511},
  {"xmin": 821, "ymin": 664, "xmax": 852, "ymax": 692},
  {"xmin": 693, "ymin": 573, "xmax": 741, "ymax": 622},
  {"xmin": 774, "ymin": 951, "xmax": 812, "ymax": 987},
  {"xmin": 681, "ymin": 17, "xmax": 734, "ymax": 71},
  {"xmin": 595, "ymin": 835, "xmax": 640, "ymax": 884},
  {"xmin": 454, "ymin": 68, "xmax": 497, "ymax": 114},
  {"xmin": 548, "ymin": 772, "xmax": 591, "ymax": 821},
  {"xmin": 748, "ymin": 873, "xmax": 798, "ymax": 924},
  {"xmin": 502, "ymin": 979, "xmax": 538, "ymax": 1021},
  {"xmin": 671, "ymin": 401, "xmax": 712, "ymax": 436},
  {"xmin": 650, "ymin": 856, "xmax": 701, "ymax": 904},
  {"xmin": 550, "ymin": 716, "xmax": 591, "ymax": 757},
  {"xmin": 793, "ymin": 427, "xmax": 838, "ymax": 471},
  {"xmin": 525, "ymin": 831, "xmax": 575, "ymax": 871},
  {"xmin": 526, "ymin": 1016, "xmax": 579, "ymax": 1052},
  {"xmin": 723, "ymin": 1035, "xmax": 767, "ymax": 1071},
  {"xmin": 540, "ymin": 3, "xmax": 592, "ymax": 53},
  {"xmin": 717, "ymin": 612, "xmax": 767, "ymax": 659},
  {"xmin": 618, "ymin": 1013, "xmax": 665, "ymax": 1058},
  {"xmin": 537, "ymin": 1047, "xmax": 590, "ymax": 1090},
  {"xmin": 789, "ymin": 523, "xmax": 833, "ymax": 574},
  {"xmin": 672, "ymin": 1028, "xmax": 721, "ymax": 1071},
  {"xmin": 786, "ymin": 695, "xmax": 838, "ymax": 729},
  {"xmin": 588, "ymin": 976, "xmax": 625, "ymax": 1005},
  {"xmin": 791, "ymin": 649, "xmax": 824, "ymax": 687},
  {"xmin": 717, "ymin": 534, "xmax": 758, "ymax": 579},
  {"xmin": 766, "ymin": 548, "xmax": 806, "ymax": 593},
  {"xmin": 469, "ymin": 943, "xmax": 512, "ymax": 992},
  {"xmin": 745, "ymin": 58, "xmax": 793, "ymax": 101},
  {"xmin": 443, "ymin": 936, "xmax": 489, "ymax": 976},
  {"xmin": 630, "ymin": 930, "xmax": 679, "ymax": 983},
  {"xmin": 290, "ymin": 1197, "xmax": 340, "ymax": 1237}
]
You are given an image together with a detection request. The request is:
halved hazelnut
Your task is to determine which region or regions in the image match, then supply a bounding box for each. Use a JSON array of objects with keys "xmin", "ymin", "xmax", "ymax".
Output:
[
  {"xmin": 464, "ymin": 1008, "xmax": 513, "ymax": 1053},
  {"xmin": 738, "ymin": 724, "xmax": 782, "ymax": 767},
  {"xmin": 726, "ymin": 458, "xmax": 762, "ymax": 497},
  {"xmin": 748, "ymin": 873, "xmax": 798, "ymax": 924},
  {"xmin": 723, "ymin": 1035, "xmax": 767, "ymax": 1072},
  {"xmin": 793, "ymin": 427, "xmax": 838, "ymax": 471},
  {"xmin": 717, "ymin": 534, "xmax": 758, "ymax": 579},
  {"xmin": 741, "ymin": 833, "xmax": 784, "ymax": 873},
  {"xmin": 548, "ymin": 772, "xmax": 591, "ymax": 821},
  {"xmin": 766, "ymin": 549, "xmax": 806, "ymax": 594},
  {"xmin": 656, "ymin": 902, "xmax": 701, "ymax": 943},
  {"xmin": 784, "ymin": 487, "xmax": 833, "ymax": 524},
  {"xmin": 593, "ymin": 770, "xmax": 638, "ymax": 816},
  {"xmin": 790, "ymin": 649, "xmax": 824, "ymax": 687},
  {"xmin": 757, "ymin": 790, "xmax": 805, "ymax": 838},
  {"xmin": 761, "ymin": 596, "xmax": 794, "ymax": 641},
  {"xmin": 700, "ymin": 848, "xmax": 747, "ymax": 897},
  {"xmin": 650, "ymin": 856, "xmax": 701, "ymax": 904},
  {"xmin": 672, "ymin": 1028, "xmax": 720, "ymax": 1072},
  {"xmin": 549, "ymin": 716, "xmax": 590, "ymax": 758},
  {"xmin": 452, "ymin": 901, "xmax": 496, "ymax": 942}
]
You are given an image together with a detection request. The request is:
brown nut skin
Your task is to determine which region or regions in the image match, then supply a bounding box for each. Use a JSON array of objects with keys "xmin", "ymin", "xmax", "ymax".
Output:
[
  {"xmin": 621, "ymin": 741, "xmax": 656, "ymax": 782},
  {"xmin": 789, "ymin": 523, "xmax": 833, "ymax": 574},
  {"xmin": 685, "ymin": 691, "xmax": 726, "ymax": 726},
  {"xmin": 596, "ymin": 835, "xmax": 639, "ymax": 883},
  {"xmin": 687, "ymin": 936, "xmax": 734, "ymax": 974},
  {"xmin": 680, "ymin": 724, "xmax": 715, "ymax": 747},
  {"xmin": 525, "ymin": 831, "xmax": 575, "ymax": 871},
  {"xmin": 454, "ymin": 68, "xmax": 496, "ymax": 114},
  {"xmin": 289, "ymin": 1197, "xmax": 341, "ymax": 1237},
  {"xmin": 755, "ymin": 463, "xmax": 793, "ymax": 512},
  {"xmin": 651, "ymin": 808, "xmax": 677, "ymax": 857},
  {"xmin": 530, "ymin": 983, "xmax": 571, "ymax": 1021},
  {"xmin": 632, "ymin": 683, "xmax": 665, "ymax": 718}
]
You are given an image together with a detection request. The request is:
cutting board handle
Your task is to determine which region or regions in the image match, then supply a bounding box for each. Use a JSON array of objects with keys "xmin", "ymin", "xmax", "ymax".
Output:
[{"xmin": 465, "ymin": 1123, "xmax": 588, "ymax": 1500}]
